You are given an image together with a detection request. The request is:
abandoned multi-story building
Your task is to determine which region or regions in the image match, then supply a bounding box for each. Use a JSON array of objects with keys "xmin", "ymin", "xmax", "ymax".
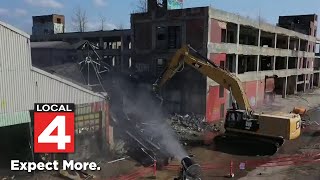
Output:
[
  {"xmin": 31, "ymin": 14, "xmax": 132, "ymax": 73},
  {"xmin": 131, "ymin": 0, "xmax": 320, "ymax": 122}
]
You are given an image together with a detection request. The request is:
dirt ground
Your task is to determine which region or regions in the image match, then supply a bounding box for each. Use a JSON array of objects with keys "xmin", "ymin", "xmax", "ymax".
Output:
[
  {"xmin": 1, "ymin": 89, "xmax": 320, "ymax": 180},
  {"xmin": 148, "ymin": 89, "xmax": 320, "ymax": 180}
]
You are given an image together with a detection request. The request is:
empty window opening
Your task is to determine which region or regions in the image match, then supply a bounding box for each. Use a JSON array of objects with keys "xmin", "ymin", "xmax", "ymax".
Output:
[
  {"xmin": 275, "ymin": 57, "xmax": 287, "ymax": 70},
  {"xmin": 298, "ymin": 75, "xmax": 304, "ymax": 81},
  {"xmin": 300, "ymin": 40, "xmax": 308, "ymax": 51},
  {"xmin": 219, "ymin": 85, "xmax": 224, "ymax": 98},
  {"xmin": 226, "ymin": 23, "xmax": 237, "ymax": 43},
  {"xmin": 226, "ymin": 55, "xmax": 236, "ymax": 72},
  {"xmin": 221, "ymin": 29, "xmax": 227, "ymax": 43},
  {"xmin": 156, "ymin": 26, "xmax": 182, "ymax": 50},
  {"xmin": 274, "ymin": 77, "xmax": 286, "ymax": 95},
  {"xmin": 297, "ymin": 84, "xmax": 304, "ymax": 92},
  {"xmin": 156, "ymin": 26, "xmax": 167, "ymax": 49},
  {"xmin": 239, "ymin": 25, "xmax": 259, "ymax": 46},
  {"xmin": 276, "ymin": 35, "xmax": 289, "ymax": 49},
  {"xmin": 260, "ymin": 56, "xmax": 273, "ymax": 71},
  {"xmin": 302, "ymin": 58, "xmax": 307, "ymax": 68},
  {"xmin": 247, "ymin": 56, "xmax": 257, "ymax": 72},
  {"xmin": 289, "ymin": 38, "xmax": 299, "ymax": 50},
  {"xmin": 314, "ymin": 59, "xmax": 320, "ymax": 70},
  {"xmin": 260, "ymin": 31, "xmax": 275, "ymax": 48},
  {"xmin": 288, "ymin": 57, "xmax": 298, "ymax": 69},
  {"xmin": 313, "ymin": 73, "xmax": 319, "ymax": 87},
  {"xmin": 57, "ymin": 18, "xmax": 62, "ymax": 24},
  {"xmin": 168, "ymin": 26, "xmax": 181, "ymax": 49},
  {"xmin": 238, "ymin": 56, "xmax": 246, "ymax": 74}
]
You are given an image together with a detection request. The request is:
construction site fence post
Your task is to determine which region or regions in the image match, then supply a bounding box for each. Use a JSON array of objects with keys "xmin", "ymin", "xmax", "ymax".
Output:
[
  {"xmin": 153, "ymin": 160, "xmax": 157, "ymax": 177},
  {"xmin": 229, "ymin": 160, "xmax": 235, "ymax": 178}
]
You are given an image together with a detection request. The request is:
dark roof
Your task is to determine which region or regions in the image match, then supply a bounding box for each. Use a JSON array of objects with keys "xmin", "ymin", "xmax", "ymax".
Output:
[
  {"xmin": 31, "ymin": 41, "xmax": 74, "ymax": 49},
  {"xmin": 43, "ymin": 63, "xmax": 90, "ymax": 89}
]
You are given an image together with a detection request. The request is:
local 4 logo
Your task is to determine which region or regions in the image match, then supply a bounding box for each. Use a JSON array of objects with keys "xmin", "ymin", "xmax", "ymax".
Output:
[{"xmin": 34, "ymin": 103, "xmax": 75, "ymax": 153}]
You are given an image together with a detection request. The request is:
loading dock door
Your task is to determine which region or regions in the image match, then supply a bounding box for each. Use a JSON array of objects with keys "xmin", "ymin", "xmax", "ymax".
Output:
[{"xmin": 71, "ymin": 112, "xmax": 103, "ymax": 161}]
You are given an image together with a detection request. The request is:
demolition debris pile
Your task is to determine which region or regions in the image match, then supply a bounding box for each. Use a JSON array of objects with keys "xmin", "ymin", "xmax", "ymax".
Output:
[{"xmin": 169, "ymin": 113, "xmax": 222, "ymax": 140}]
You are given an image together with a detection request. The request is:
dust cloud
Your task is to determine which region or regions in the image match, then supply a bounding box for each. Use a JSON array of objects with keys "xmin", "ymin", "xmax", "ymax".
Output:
[
  {"xmin": 110, "ymin": 75, "xmax": 187, "ymax": 160},
  {"xmin": 123, "ymin": 83, "xmax": 188, "ymax": 160}
]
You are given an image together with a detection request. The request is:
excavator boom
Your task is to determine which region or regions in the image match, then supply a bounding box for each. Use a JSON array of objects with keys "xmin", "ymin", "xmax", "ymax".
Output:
[{"xmin": 154, "ymin": 45, "xmax": 252, "ymax": 113}]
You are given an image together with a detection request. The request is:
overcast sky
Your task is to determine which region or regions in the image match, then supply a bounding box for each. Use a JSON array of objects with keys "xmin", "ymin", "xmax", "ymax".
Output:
[{"xmin": 0, "ymin": 0, "xmax": 320, "ymax": 35}]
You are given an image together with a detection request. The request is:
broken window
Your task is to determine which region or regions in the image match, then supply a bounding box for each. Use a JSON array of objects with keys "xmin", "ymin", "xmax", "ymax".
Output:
[
  {"xmin": 156, "ymin": 26, "xmax": 182, "ymax": 50},
  {"xmin": 168, "ymin": 26, "xmax": 181, "ymax": 49},
  {"xmin": 57, "ymin": 18, "xmax": 61, "ymax": 24},
  {"xmin": 156, "ymin": 26, "xmax": 167, "ymax": 49}
]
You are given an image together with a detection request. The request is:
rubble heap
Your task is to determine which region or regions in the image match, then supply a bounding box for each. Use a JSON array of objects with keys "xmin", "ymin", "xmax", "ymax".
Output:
[{"xmin": 168, "ymin": 113, "xmax": 222, "ymax": 140}]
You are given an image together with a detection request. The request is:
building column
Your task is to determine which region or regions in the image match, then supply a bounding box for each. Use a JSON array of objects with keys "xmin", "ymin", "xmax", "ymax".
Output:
[
  {"xmin": 303, "ymin": 74, "xmax": 307, "ymax": 92},
  {"xmin": 311, "ymin": 74, "xmax": 314, "ymax": 89},
  {"xmin": 235, "ymin": 54, "xmax": 239, "ymax": 74},
  {"xmin": 283, "ymin": 77, "xmax": 288, "ymax": 98},
  {"xmin": 295, "ymin": 75, "xmax": 298, "ymax": 94},
  {"xmin": 257, "ymin": 55, "xmax": 260, "ymax": 73},
  {"xmin": 286, "ymin": 56, "xmax": 289, "ymax": 69},
  {"xmin": 237, "ymin": 24, "xmax": 240, "ymax": 45},
  {"xmin": 235, "ymin": 24, "xmax": 240, "ymax": 75},
  {"xmin": 273, "ymin": 56, "xmax": 276, "ymax": 71},
  {"xmin": 287, "ymin": 36, "xmax": 290, "ymax": 49}
]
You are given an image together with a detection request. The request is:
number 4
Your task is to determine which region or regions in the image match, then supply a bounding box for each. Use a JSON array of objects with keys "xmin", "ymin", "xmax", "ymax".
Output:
[{"xmin": 38, "ymin": 116, "xmax": 71, "ymax": 150}]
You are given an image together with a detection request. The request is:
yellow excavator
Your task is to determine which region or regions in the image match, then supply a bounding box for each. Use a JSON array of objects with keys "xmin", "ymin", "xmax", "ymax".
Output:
[{"xmin": 153, "ymin": 45, "xmax": 302, "ymax": 153}]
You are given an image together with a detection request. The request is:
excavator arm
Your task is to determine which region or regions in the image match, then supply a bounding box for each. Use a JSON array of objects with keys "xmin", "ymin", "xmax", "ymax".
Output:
[{"xmin": 153, "ymin": 45, "xmax": 252, "ymax": 113}]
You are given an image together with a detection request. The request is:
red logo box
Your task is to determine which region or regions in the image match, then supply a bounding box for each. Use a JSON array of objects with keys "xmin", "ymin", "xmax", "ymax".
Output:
[{"xmin": 34, "ymin": 104, "xmax": 75, "ymax": 153}]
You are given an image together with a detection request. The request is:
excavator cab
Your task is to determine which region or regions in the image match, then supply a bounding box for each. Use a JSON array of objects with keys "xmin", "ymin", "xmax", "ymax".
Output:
[{"xmin": 225, "ymin": 109, "xmax": 260, "ymax": 132}]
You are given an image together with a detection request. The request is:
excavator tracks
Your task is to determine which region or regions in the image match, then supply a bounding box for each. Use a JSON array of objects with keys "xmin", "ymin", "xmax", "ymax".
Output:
[{"xmin": 214, "ymin": 131, "xmax": 284, "ymax": 156}]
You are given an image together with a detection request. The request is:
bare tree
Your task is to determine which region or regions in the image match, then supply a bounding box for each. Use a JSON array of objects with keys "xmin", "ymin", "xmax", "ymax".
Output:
[
  {"xmin": 134, "ymin": 0, "xmax": 147, "ymax": 13},
  {"xmin": 99, "ymin": 14, "xmax": 106, "ymax": 31},
  {"xmin": 72, "ymin": 6, "xmax": 88, "ymax": 32}
]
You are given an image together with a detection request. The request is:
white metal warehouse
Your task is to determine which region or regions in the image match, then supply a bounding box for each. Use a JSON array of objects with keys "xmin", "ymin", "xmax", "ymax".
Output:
[{"xmin": 0, "ymin": 20, "xmax": 106, "ymax": 127}]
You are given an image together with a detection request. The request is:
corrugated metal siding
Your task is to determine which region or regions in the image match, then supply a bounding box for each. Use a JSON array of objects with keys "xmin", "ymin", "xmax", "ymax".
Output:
[
  {"xmin": 0, "ymin": 21, "xmax": 34, "ymax": 113},
  {"xmin": 0, "ymin": 21, "xmax": 105, "ymax": 115},
  {"xmin": 0, "ymin": 111, "xmax": 31, "ymax": 127},
  {"xmin": 31, "ymin": 68, "xmax": 104, "ymax": 105}
]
